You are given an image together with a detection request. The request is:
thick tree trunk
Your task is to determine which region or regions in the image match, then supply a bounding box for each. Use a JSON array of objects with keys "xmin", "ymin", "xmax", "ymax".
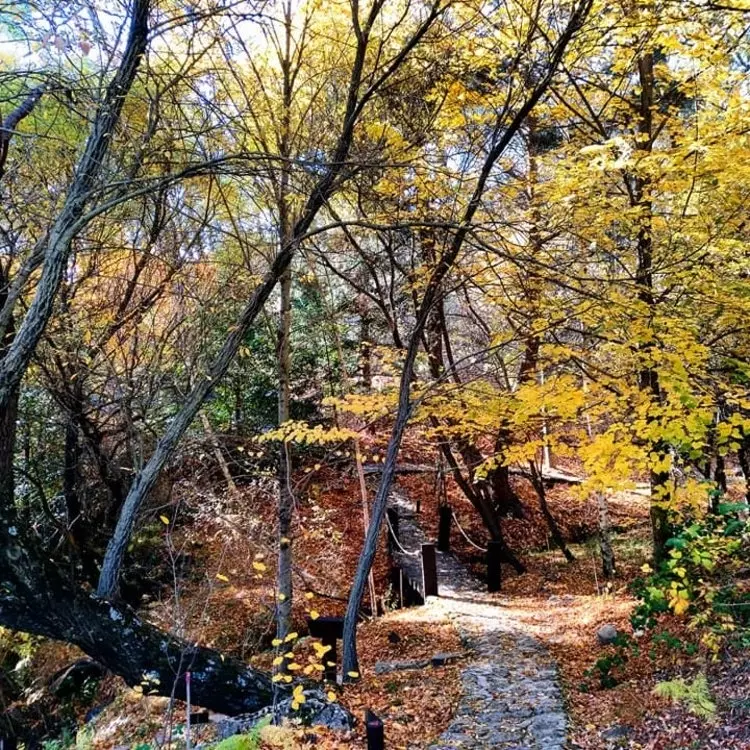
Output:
[
  {"xmin": 0, "ymin": 392, "xmax": 18, "ymax": 521},
  {"xmin": 633, "ymin": 51, "xmax": 672, "ymax": 565},
  {"xmin": 714, "ymin": 453, "xmax": 727, "ymax": 495},
  {"xmin": 490, "ymin": 447, "xmax": 525, "ymax": 519},
  {"xmin": 0, "ymin": 529, "xmax": 276, "ymax": 715}
]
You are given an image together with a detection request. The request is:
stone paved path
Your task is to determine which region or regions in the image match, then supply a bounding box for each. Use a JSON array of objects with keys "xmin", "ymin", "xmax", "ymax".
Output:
[{"xmin": 389, "ymin": 493, "xmax": 568, "ymax": 750}]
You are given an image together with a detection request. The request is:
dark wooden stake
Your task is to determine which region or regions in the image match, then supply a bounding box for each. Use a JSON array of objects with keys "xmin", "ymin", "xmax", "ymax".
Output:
[
  {"xmin": 487, "ymin": 541, "xmax": 502, "ymax": 592},
  {"xmin": 421, "ymin": 542, "xmax": 438, "ymax": 597},
  {"xmin": 365, "ymin": 709, "xmax": 384, "ymax": 750},
  {"xmin": 307, "ymin": 616, "xmax": 345, "ymax": 682},
  {"xmin": 437, "ymin": 505, "xmax": 451, "ymax": 552}
]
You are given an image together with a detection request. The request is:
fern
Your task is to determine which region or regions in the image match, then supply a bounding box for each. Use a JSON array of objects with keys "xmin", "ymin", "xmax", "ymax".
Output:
[{"xmin": 653, "ymin": 673, "xmax": 716, "ymax": 719}]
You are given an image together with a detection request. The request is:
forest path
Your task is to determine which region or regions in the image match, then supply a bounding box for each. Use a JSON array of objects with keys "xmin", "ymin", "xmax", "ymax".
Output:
[{"xmin": 388, "ymin": 492, "xmax": 568, "ymax": 750}]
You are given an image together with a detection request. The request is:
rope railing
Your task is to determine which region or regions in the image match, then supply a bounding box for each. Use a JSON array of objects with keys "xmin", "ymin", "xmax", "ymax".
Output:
[
  {"xmin": 385, "ymin": 512, "xmax": 421, "ymax": 557},
  {"xmin": 451, "ymin": 510, "xmax": 488, "ymax": 553}
]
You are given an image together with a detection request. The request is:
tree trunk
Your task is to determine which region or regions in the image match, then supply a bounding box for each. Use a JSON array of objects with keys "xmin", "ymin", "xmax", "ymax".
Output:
[
  {"xmin": 0, "ymin": 529, "xmax": 275, "ymax": 715},
  {"xmin": 529, "ymin": 462, "xmax": 574, "ymax": 563},
  {"xmin": 0, "ymin": 391, "xmax": 18, "ymax": 522},
  {"xmin": 634, "ymin": 51, "xmax": 671, "ymax": 565},
  {"xmin": 275, "ymin": 266, "xmax": 294, "ymax": 655},
  {"xmin": 714, "ymin": 453, "xmax": 727, "ymax": 495},
  {"xmin": 275, "ymin": 3, "xmax": 295, "ymax": 659},
  {"xmin": 430, "ymin": 421, "xmax": 525, "ymax": 572},
  {"xmin": 490, "ymin": 449, "xmax": 525, "ymax": 519}
]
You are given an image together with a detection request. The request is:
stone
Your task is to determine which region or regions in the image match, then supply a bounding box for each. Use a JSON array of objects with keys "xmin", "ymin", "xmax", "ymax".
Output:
[
  {"xmin": 431, "ymin": 652, "xmax": 464, "ymax": 667},
  {"xmin": 547, "ymin": 594, "xmax": 575, "ymax": 606},
  {"xmin": 214, "ymin": 691, "xmax": 353, "ymax": 739},
  {"xmin": 597, "ymin": 623, "xmax": 619, "ymax": 645},
  {"xmin": 601, "ymin": 724, "xmax": 632, "ymax": 740},
  {"xmin": 374, "ymin": 658, "xmax": 430, "ymax": 674}
]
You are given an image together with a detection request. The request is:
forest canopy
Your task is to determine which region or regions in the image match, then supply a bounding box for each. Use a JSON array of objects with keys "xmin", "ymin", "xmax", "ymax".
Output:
[{"xmin": 2, "ymin": 0, "xmax": 750, "ymax": 747}]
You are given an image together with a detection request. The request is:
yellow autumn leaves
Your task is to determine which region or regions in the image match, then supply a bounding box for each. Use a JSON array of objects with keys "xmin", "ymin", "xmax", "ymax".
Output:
[{"xmin": 269, "ymin": 632, "xmax": 339, "ymax": 707}]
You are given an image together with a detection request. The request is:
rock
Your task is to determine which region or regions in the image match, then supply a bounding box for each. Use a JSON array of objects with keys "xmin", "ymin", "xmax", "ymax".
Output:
[
  {"xmin": 597, "ymin": 624, "xmax": 619, "ymax": 645},
  {"xmin": 601, "ymin": 724, "xmax": 632, "ymax": 742},
  {"xmin": 431, "ymin": 652, "xmax": 464, "ymax": 667},
  {"xmin": 547, "ymin": 594, "xmax": 576, "ymax": 606},
  {"xmin": 374, "ymin": 658, "xmax": 430, "ymax": 674},
  {"xmin": 299, "ymin": 697, "xmax": 352, "ymax": 731},
  {"xmin": 214, "ymin": 691, "xmax": 353, "ymax": 738}
]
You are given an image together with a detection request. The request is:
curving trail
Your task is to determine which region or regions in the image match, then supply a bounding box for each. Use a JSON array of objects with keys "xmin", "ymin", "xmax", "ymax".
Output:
[{"xmin": 388, "ymin": 492, "xmax": 568, "ymax": 750}]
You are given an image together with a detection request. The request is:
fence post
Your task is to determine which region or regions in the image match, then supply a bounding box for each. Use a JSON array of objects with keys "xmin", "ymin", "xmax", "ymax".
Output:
[
  {"xmin": 437, "ymin": 506, "xmax": 451, "ymax": 552},
  {"xmin": 421, "ymin": 542, "xmax": 438, "ymax": 597},
  {"xmin": 365, "ymin": 710, "xmax": 384, "ymax": 750},
  {"xmin": 487, "ymin": 541, "xmax": 502, "ymax": 592}
]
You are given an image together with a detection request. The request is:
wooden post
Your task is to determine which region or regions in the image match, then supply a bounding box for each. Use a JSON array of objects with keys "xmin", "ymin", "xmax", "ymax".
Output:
[
  {"xmin": 421, "ymin": 542, "xmax": 438, "ymax": 597},
  {"xmin": 308, "ymin": 616, "xmax": 345, "ymax": 682},
  {"xmin": 437, "ymin": 505, "xmax": 451, "ymax": 552},
  {"xmin": 487, "ymin": 541, "xmax": 502, "ymax": 592},
  {"xmin": 365, "ymin": 710, "xmax": 384, "ymax": 750}
]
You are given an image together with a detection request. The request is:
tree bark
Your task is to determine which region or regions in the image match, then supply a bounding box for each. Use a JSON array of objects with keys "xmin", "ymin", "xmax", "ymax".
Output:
[
  {"xmin": 275, "ymin": 266, "xmax": 294, "ymax": 653},
  {"xmin": 633, "ymin": 51, "xmax": 671, "ymax": 564},
  {"xmin": 0, "ymin": 529, "xmax": 275, "ymax": 715}
]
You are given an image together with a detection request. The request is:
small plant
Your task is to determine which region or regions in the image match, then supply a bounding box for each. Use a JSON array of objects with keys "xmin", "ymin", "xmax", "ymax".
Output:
[
  {"xmin": 41, "ymin": 729, "xmax": 75, "ymax": 750},
  {"xmin": 630, "ymin": 501, "xmax": 749, "ymax": 653},
  {"xmin": 584, "ymin": 633, "xmax": 637, "ymax": 689},
  {"xmin": 212, "ymin": 718, "xmax": 272, "ymax": 750},
  {"xmin": 653, "ymin": 673, "xmax": 716, "ymax": 719}
]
